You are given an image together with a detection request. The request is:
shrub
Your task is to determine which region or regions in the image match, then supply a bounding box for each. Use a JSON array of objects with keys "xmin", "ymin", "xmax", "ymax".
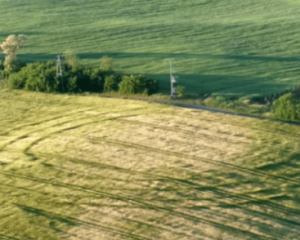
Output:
[
  {"xmin": 104, "ymin": 74, "xmax": 122, "ymax": 92},
  {"xmin": 273, "ymin": 93, "xmax": 300, "ymax": 121},
  {"xmin": 0, "ymin": 60, "xmax": 4, "ymax": 71},
  {"xmin": 118, "ymin": 75, "xmax": 159, "ymax": 95},
  {"xmin": 14, "ymin": 60, "xmax": 27, "ymax": 72},
  {"xmin": 63, "ymin": 65, "xmax": 108, "ymax": 93},
  {"xmin": 85, "ymin": 67, "xmax": 105, "ymax": 92},
  {"xmin": 0, "ymin": 60, "xmax": 9, "ymax": 81},
  {"xmin": 175, "ymin": 85, "xmax": 185, "ymax": 96},
  {"xmin": 4, "ymin": 58, "xmax": 160, "ymax": 96},
  {"xmin": 0, "ymin": 59, "xmax": 26, "ymax": 85},
  {"xmin": 145, "ymin": 78, "xmax": 159, "ymax": 95},
  {"xmin": 62, "ymin": 65, "xmax": 90, "ymax": 93},
  {"xmin": 9, "ymin": 61, "xmax": 60, "ymax": 92},
  {"xmin": 25, "ymin": 62, "xmax": 60, "ymax": 92}
]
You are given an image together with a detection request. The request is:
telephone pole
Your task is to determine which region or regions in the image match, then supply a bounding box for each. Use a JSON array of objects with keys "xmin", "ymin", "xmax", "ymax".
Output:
[
  {"xmin": 170, "ymin": 60, "xmax": 176, "ymax": 97},
  {"xmin": 56, "ymin": 55, "xmax": 64, "ymax": 92}
]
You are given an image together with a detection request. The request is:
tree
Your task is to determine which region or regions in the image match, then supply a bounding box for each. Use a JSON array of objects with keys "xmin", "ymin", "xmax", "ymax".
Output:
[
  {"xmin": 100, "ymin": 55, "xmax": 113, "ymax": 71},
  {"xmin": 273, "ymin": 93, "xmax": 300, "ymax": 121},
  {"xmin": 0, "ymin": 35, "xmax": 26, "ymax": 72},
  {"xmin": 63, "ymin": 49, "xmax": 80, "ymax": 68}
]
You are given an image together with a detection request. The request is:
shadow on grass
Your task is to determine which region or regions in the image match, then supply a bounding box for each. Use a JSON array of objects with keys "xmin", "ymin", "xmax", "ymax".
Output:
[
  {"xmin": 75, "ymin": 52, "xmax": 300, "ymax": 63},
  {"xmin": 0, "ymin": 32, "xmax": 44, "ymax": 38},
  {"xmin": 8, "ymin": 52, "xmax": 299, "ymax": 98},
  {"xmin": 16, "ymin": 204, "xmax": 78, "ymax": 227},
  {"xmin": 15, "ymin": 52, "xmax": 300, "ymax": 63}
]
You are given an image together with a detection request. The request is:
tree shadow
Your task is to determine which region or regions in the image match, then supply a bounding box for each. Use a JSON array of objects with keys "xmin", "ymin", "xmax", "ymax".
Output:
[
  {"xmin": 7, "ymin": 52, "xmax": 300, "ymax": 98},
  {"xmin": 78, "ymin": 52, "xmax": 300, "ymax": 63},
  {"xmin": 0, "ymin": 32, "xmax": 44, "ymax": 38},
  {"xmin": 14, "ymin": 51, "xmax": 300, "ymax": 63}
]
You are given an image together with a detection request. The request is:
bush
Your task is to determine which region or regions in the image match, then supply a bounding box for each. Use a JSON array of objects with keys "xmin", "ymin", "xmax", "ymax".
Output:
[
  {"xmin": 145, "ymin": 78, "xmax": 159, "ymax": 95},
  {"xmin": 8, "ymin": 61, "xmax": 60, "ymax": 92},
  {"xmin": 0, "ymin": 60, "xmax": 4, "ymax": 71},
  {"xmin": 14, "ymin": 60, "xmax": 27, "ymax": 72},
  {"xmin": 104, "ymin": 74, "xmax": 121, "ymax": 92},
  {"xmin": 63, "ymin": 65, "xmax": 111, "ymax": 93},
  {"xmin": 0, "ymin": 70, "xmax": 9, "ymax": 81},
  {"xmin": 273, "ymin": 93, "xmax": 300, "ymax": 121},
  {"xmin": 85, "ymin": 67, "xmax": 105, "ymax": 92},
  {"xmin": 5, "ymin": 59, "xmax": 160, "ymax": 96},
  {"xmin": 175, "ymin": 85, "xmax": 185, "ymax": 96},
  {"xmin": 118, "ymin": 75, "xmax": 159, "ymax": 95},
  {"xmin": 0, "ymin": 59, "xmax": 26, "ymax": 86},
  {"xmin": 62, "ymin": 65, "xmax": 90, "ymax": 93}
]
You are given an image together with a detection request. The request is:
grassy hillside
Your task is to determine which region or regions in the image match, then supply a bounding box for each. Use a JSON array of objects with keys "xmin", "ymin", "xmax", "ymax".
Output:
[
  {"xmin": 0, "ymin": 89, "xmax": 300, "ymax": 239},
  {"xmin": 1, "ymin": 0, "xmax": 300, "ymax": 98}
]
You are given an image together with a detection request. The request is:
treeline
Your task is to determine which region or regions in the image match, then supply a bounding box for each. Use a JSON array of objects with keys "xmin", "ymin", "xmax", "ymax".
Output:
[
  {"xmin": 1, "ymin": 35, "xmax": 300, "ymax": 123},
  {"xmin": 0, "ymin": 35, "xmax": 159, "ymax": 95},
  {"xmin": 0, "ymin": 58, "xmax": 159, "ymax": 95}
]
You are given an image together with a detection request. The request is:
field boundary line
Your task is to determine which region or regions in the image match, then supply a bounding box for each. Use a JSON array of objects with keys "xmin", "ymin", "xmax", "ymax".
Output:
[{"xmin": 153, "ymin": 100, "xmax": 300, "ymax": 126}]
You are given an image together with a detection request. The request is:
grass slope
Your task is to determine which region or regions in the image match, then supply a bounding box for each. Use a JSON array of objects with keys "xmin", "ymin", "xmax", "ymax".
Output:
[
  {"xmin": 1, "ymin": 0, "xmax": 300, "ymax": 98},
  {"xmin": 0, "ymin": 89, "xmax": 300, "ymax": 239}
]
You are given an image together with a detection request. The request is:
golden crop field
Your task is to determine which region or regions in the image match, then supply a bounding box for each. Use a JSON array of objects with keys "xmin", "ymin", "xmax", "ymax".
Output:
[{"xmin": 0, "ymin": 89, "xmax": 299, "ymax": 239}]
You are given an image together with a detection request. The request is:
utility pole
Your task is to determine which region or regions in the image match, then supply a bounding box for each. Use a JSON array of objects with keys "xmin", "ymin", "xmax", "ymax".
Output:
[
  {"xmin": 56, "ymin": 55, "xmax": 64, "ymax": 92},
  {"xmin": 170, "ymin": 60, "xmax": 176, "ymax": 97}
]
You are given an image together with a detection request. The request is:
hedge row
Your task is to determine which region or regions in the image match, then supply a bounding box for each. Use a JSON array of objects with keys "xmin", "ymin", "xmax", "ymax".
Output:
[{"xmin": 6, "ymin": 61, "xmax": 159, "ymax": 95}]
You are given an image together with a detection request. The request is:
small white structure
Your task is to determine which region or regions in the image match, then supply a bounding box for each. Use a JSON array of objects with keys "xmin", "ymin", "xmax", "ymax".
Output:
[
  {"xmin": 170, "ymin": 60, "xmax": 177, "ymax": 97},
  {"xmin": 56, "ymin": 55, "xmax": 64, "ymax": 92}
]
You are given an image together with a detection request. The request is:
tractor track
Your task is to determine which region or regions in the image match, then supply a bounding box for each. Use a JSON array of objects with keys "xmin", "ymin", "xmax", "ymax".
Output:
[
  {"xmin": 0, "ymin": 170, "xmax": 279, "ymax": 240},
  {"xmin": 32, "ymin": 152, "xmax": 300, "ymax": 226},
  {"xmin": 93, "ymin": 137, "xmax": 300, "ymax": 186}
]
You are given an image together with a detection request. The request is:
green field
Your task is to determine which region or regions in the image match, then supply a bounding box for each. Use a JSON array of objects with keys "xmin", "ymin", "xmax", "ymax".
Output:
[
  {"xmin": 1, "ymin": 0, "xmax": 300, "ymax": 98},
  {"xmin": 0, "ymin": 89, "xmax": 300, "ymax": 239}
]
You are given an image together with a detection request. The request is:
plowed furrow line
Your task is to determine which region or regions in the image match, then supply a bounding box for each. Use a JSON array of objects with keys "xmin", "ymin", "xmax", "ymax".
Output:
[
  {"xmin": 0, "ymin": 96, "xmax": 113, "ymax": 108},
  {"xmin": 37, "ymin": 153, "xmax": 300, "ymax": 225},
  {"xmin": 0, "ymin": 107, "xmax": 96, "ymax": 136},
  {"xmin": 0, "ymin": 233, "xmax": 24, "ymax": 240},
  {"xmin": 192, "ymin": 116, "xmax": 300, "ymax": 140},
  {"xmin": 0, "ymin": 116, "xmax": 92, "ymax": 151},
  {"xmin": 95, "ymin": 137, "xmax": 300, "ymax": 186},
  {"xmin": 22, "ymin": 114, "xmax": 139, "ymax": 154},
  {"xmin": 0, "ymin": 171, "xmax": 276, "ymax": 240},
  {"xmin": 117, "ymin": 119, "xmax": 300, "ymax": 158},
  {"xmin": 11, "ymin": 204, "xmax": 153, "ymax": 240},
  {"xmin": 1, "ymin": 106, "xmax": 146, "ymax": 152},
  {"xmin": 0, "ymin": 182, "xmax": 67, "ymax": 200},
  {"xmin": 154, "ymin": 110, "xmax": 300, "ymax": 140},
  {"xmin": 115, "ymin": 119, "xmax": 250, "ymax": 145}
]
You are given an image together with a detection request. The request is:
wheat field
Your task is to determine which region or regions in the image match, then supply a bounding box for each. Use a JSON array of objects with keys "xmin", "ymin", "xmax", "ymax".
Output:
[{"xmin": 0, "ymin": 89, "xmax": 299, "ymax": 239}]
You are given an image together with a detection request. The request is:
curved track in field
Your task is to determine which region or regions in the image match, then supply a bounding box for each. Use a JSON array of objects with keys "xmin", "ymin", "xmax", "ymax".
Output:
[{"xmin": 0, "ymin": 91, "xmax": 300, "ymax": 240}]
